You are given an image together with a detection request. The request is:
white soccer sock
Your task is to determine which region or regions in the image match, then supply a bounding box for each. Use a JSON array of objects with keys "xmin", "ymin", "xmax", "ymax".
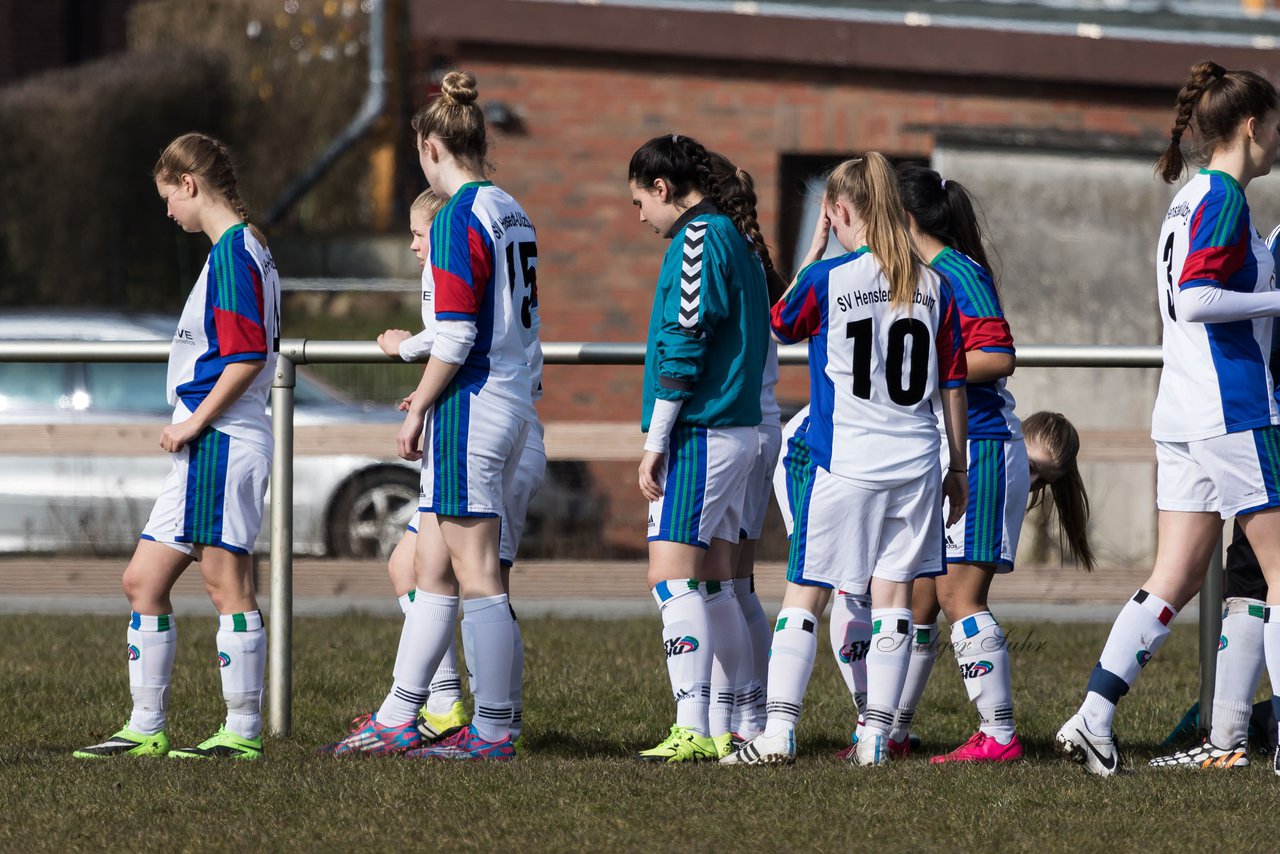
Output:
[
  {"xmin": 830, "ymin": 590, "xmax": 871, "ymax": 723},
  {"xmin": 1081, "ymin": 590, "xmax": 1176, "ymax": 737},
  {"xmin": 705, "ymin": 579, "xmax": 746, "ymax": 737},
  {"xmin": 890, "ymin": 622, "xmax": 936, "ymax": 743},
  {"xmin": 510, "ymin": 608, "xmax": 525, "ymax": 740},
  {"xmin": 952, "ymin": 611, "xmax": 1015, "ymax": 744},
  {"xmin": 217, "ymin": 610, "xmax": 266, "ymax": 740},
  {"xmin": 763, "ymin": 608, "xmax": 819, "ymax": 737},
  {"xmin": 653, "ymin": 580, "xmax": 712, "ymax": 737},
  {"xmin": 1263, "ymin": 608, "xmax": 1280, "ymax": 753},
  {"xmin": 1210, "ymin": 598, "xmax": 1266, "ymax": 747},
  {"xmin": 126, "ymin": 612, "xmax": 177, "ymax": 735},
  {"xmin": 736, "ymin": 574, "xmax": 772, "ymax": 733},
  {"xmin": 425, "ymin": 636, "xmax": 463, "ymax": 715},
  {"xmin": 462, "ymin": 594, "xmax": 515, "ymax": 743},
  {"xmin": 860, "ymin": 608, "xmax": 913, "ymax": 738},
  {"xmin": 396, "ymin": 590, "xmax": 415, "ymax": 615},
  {"xmin": 377, "ymin": 590, "xmax": 459, "ymax": 726}
]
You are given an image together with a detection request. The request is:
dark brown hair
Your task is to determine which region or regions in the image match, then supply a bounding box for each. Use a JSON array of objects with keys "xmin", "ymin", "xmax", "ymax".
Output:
[
  {"xmin": 154, "ymin": 132, "xmax": 265, "ymax": 246},
  {"xmin": 706, "ymin": 150, "xmax": 787, "ymax": 302},
  {"xmin": 896, "ymin": 162, "xmax": 995, "ymax": 279},
  {"xmin": 1156, "ymin": 60, "xmax": 1279, "ymax": 184},
  {"xmin": 1024, "ymin": 410, "xmax": 1096, "ymax": 571}
]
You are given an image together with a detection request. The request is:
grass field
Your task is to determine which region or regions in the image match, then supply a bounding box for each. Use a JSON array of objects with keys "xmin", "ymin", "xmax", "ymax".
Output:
[{"xmin": 1, "ymin": 613, "xmax": 1273, "ymax": 852}]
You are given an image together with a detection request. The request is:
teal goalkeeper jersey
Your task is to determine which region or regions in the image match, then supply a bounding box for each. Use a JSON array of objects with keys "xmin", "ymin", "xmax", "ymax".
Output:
[{"xmin": 641, "ymin": 202, "xmax": 769, "ymax": 432}]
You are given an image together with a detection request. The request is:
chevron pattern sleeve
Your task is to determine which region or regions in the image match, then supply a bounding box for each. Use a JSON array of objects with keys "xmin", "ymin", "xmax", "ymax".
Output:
[{"xmin": 653, "ymin": 219, "xmax": 720, "ymax": 400}]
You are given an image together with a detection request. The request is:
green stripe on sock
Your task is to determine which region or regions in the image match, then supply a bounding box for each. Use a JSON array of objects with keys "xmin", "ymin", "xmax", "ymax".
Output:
[
  {"xmin": 233, "ymin": 612, "xmax": 248, "ymax": 632},
  {"xmin": 872, "ymin": 619, "xmax": 882, "ymax": 634},
  {"xmin": 156, "ymin": 614, "xmax": 171, "ymax": 632},
  {"xmin": 1249, "ymin": 604, "xmax": 1266, "ymax": 619}
]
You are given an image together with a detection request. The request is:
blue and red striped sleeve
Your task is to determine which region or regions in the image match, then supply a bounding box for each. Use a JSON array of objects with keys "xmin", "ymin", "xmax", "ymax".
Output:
[
  {"xmin": 770, "ymin": 264, "xmax": 825, "ymax": 344},
  {"xmin": 936, "ymin": 256, "xmax": 1014, "ymax": 354},
  {"xmin": 211, "ymin": 232, "xmax": 267, "ymax": 361},
  {"xmin": 1181, "ymin": 181, "xmax": 1249, "ymax": 291},
  {"xmin": 431, "ymin": 190, "xmax": 495, "ymax": 320},
  {"xmin": 936, "ymin": 281, "xmax": 968, "ymax": 388}
]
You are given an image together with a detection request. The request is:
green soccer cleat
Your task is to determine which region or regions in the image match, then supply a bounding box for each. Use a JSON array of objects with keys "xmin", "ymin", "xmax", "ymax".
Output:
[
  {"xmin": 169, "ymin": 726, "xmax": 263, "ymax": 760},
  {"xmin": 74, "ymin": 726, "xmax": 170, "ymax": 759},
  {"xmin": 417, "ymin": 700, "xmax": 470, "ymax": 744},
  {"xmin": 712, "ymin": 732, "xmax": 747, "ymax": 760},
  {"xmin": 636, "ymin": 725, "xmax": 718, "ymax": 763}
]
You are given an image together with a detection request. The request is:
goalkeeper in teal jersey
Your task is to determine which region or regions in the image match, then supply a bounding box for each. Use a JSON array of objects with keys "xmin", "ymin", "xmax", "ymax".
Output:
[{"xmin": 627, "ymin": 133, "xmax": 770, "ymax": 763}]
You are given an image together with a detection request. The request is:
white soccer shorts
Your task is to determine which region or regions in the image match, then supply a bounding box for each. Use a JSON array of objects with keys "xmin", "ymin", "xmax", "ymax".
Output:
[
  {"xmin": 141, "ymin": 427, "xmax": 271, "ymax": 556},
  {"xmin": 647, "ymin": 425, "xmax": 755, "ymax": 548},
  {"xmin": 741, "ymin": 422, "xmax": 783, "ymax": 541},
  {"xmin": 790, "ymin": 464, "xmax": 944, "ymax": 589},
  {"xmin": 1157, "ymin": 427, "xmax": 1280, "ymax": 519},
  {"xmin": 419, "ymin": 387, "xmax": 530, "ymax": 518}
]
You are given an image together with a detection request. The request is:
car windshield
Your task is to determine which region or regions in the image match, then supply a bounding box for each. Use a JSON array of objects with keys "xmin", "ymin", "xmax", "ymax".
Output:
[
  {"xmin": 83, "ymin": 363, "xmax": 172, "ymax": 413},
  {"xmin": 0, "ymin": 363, "xmax": 77, "ymax": 411}
]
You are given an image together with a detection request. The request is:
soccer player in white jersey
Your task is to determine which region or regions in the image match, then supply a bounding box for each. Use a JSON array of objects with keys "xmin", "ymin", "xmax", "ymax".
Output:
[
  {"xmin": 1057, "ymin": 60, "xmax": 1280, "ymax": 777},
  {"xmin": 325, "ymin": 71, "xmax": 537, "ymax": 761},
  {"xmin": 703, "ymin": 151, "xmax": 788, "ymax": 754},
  {"xmin": 75, "ymin": 133, "xmax": 280, "ymax": 760},
  {"xmin": 723, "ymin": 153, "xmax": 969, "ymax": 766},
  {"xmin": 867, "ymin": 165, "xmax": 1098, "ymax": 764},
  {"xmin": 376, "ymin": 188, "xmax": 546, "ymax": 748}
]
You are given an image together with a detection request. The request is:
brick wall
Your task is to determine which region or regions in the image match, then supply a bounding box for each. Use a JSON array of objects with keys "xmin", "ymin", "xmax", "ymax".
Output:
[{"xmin": 414, "ymin": 51, "xmax": 1174, "ymax": 424}]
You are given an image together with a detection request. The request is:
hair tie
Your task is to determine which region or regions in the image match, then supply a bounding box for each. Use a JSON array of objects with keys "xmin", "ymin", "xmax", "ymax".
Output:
[
  {"xmin": 940, "ymin": 178, "xmax": 948, "ymax": 190},
  {"xmin": 1211, "ymin": 65, "xmax": 1225, "ymax": 80},
  {"xmin": 672, "ymin": 133, "xmax": 679, "ymax": 144}
]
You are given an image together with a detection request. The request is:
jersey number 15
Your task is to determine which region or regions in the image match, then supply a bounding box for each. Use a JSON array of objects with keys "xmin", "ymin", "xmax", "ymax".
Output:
[{"xmin": 506, "ymin": 241, "xmax": 536, "ymax": 331}]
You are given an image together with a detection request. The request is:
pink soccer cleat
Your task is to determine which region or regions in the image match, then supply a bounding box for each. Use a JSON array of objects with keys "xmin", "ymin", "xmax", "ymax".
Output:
[
  {"xmin": 320, "ymin": 713, "xmax": 423, "ymax": 757},
  {"xmin": 930, "ymin": 731, "xmax": 1024, "ymax": 764},
  {"xmin": 404, "ymin": 724, "xmax": 516, "ymax": 761}
]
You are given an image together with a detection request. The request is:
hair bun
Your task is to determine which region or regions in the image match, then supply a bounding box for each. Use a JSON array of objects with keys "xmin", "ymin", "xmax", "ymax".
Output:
[{"xmin": 441, "ymin": 70, "xmax": 479, "ymax": 105}]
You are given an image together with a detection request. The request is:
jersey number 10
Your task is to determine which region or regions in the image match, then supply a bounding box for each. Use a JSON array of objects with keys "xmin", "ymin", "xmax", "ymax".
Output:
[{"xmin": 845, "ymin": 317, "xmax": 931, "ymax": 406}]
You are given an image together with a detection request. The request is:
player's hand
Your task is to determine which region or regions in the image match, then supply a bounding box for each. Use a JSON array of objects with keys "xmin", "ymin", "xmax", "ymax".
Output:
[
  {"xmin": 805, "ymin": 205, "xmax": 833, "ymax": 262},
  {"xmin": 943, "ymin": 469, "xmax": 968, "ymax": 528},
  {"xmin": 377, "ymin": 329, "xmax": 412, "ymax": 358},
  {"xmin": 160, "ymin": 419, "xmax": 204, "ymax": 454},
  {"xmin": 397, "ymin": 391, "xmax": 416, "ymax": 412},
  {"xmin": 638, "ymin": 451, "xmax": 665, "ymax": 502},
  {"xmin": 396, "ymin": 408, "xmax": 426, "ymax": 461}
]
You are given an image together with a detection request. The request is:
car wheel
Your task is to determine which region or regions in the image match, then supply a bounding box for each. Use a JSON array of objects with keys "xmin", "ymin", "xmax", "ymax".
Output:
[{"xmin": 328, "ymin": 467, "xmax": 419, "ymax": 558}]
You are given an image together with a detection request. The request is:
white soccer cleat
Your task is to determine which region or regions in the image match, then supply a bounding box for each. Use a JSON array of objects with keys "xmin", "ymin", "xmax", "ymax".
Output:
[
  {"xmin": 719, "ymin": 729, "xmax": 796, "ymax": 765},
  {"xmin": 851, "ymin": 730, "xmax": 890, "ymax": 767},
  {"xmin": 1055, "ymin": 713, "xmax": 1120, "ymax": 777},
  {"xmin": 1149, "ymin": 739, "xmax": 1248, "ymax": 769}
]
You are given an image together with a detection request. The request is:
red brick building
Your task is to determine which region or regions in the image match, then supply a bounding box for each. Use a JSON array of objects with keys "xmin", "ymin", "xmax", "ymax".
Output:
[{"xmin": 407, "ymin": 0, "xmax": 1279, "ymax": 425}]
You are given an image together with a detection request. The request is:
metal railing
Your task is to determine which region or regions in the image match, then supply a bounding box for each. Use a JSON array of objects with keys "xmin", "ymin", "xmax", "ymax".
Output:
[{"xmin": 0, "ymin": 340, "xmax": 1221, "ymax": 739}]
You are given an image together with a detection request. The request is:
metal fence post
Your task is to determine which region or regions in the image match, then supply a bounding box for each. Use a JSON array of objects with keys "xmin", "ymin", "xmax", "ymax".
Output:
[
  {"xmin": 269, "ymin": 354, "xmax": 296, "ymax": 737},
  {"xmin": 1197, "ymin": 528, "xmax": 1225, "ymax": 737}
]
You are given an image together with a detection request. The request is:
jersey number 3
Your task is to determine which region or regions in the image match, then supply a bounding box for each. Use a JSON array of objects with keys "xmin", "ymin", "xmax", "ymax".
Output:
[
  {"xmin": 846, "ymin": 317, "xmax": 930, "ymax": 406},
  {"xmin": 506, "ymin": 240, "xmax": 537, "ymax": 330}
]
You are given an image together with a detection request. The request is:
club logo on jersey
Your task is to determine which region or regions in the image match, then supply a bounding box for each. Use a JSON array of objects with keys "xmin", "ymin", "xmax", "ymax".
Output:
[
  {"xmin": 127, "ymin": 644, "xmax": 140, "ymax": 661},
  {"xmin": 1218, "ymin": 635, "xmax": 1228, "ymax": 652},
  {"xmin": 959, "ymin": 660, "xmax": 994, "ymax": 679},
  {"xmin": 839, "ymin": 640, "xmax": 870, "ymax": 664},
  {"xmin": 1136, "ymin": 649, "xmax": 1152, "ymax": 667},
  {"xmin": 217, "ymin": 652, "xmax": 232, "ymax": 668},
  {"xmin": 665, "ymin": 636, "xmax": 699, "ymax": 658}
]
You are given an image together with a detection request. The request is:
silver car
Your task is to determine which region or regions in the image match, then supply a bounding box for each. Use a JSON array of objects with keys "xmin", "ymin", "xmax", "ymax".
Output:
[
  {"xmin": 0, "ymin": 311, "xmax": 604, "ymax": 559},
  {"xmin": 0, "ymin": 310, "xmax": 423, "ymax": 557}
]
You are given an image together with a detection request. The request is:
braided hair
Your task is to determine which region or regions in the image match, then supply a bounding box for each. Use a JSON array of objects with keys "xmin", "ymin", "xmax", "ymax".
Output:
[
  {"xmin": 154, "ymin": 132, "xmax": 266, "ymax": 245},
  {"xmin": 706, "ymin": 151, "xmax": 787, "ymax": 302},
  {"xmin": 1156, "ymin": 60, "xmax": 1279, "ymax": 184}
]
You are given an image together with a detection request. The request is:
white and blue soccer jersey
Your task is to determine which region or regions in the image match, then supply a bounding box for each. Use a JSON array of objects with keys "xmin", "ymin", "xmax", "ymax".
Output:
[
  {"xmin": 167, "ymin": 223, "xmax": 279, "ymax": 455},
  {"xmin": 930, "ymin": 247, "xmax": 1020, "ymax": 440},
  {"xmin": 1153, "ymin": 169, "xmax": 1280, "ymax": 442},
  {"xmin": 431, "ymin": 180, "xmax": 537, "ymax": 421},
  {"xmin": 771, "ymin": 249, "xmax": 967, "ymax": 485}
]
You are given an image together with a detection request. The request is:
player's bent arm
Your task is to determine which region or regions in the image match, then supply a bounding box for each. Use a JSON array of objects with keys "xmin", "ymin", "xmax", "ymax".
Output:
[
  {"xmin": 1177, "ymin": 284, "xmax": 1280, "ymax": 323},
  {"xmin": 965, "ymin": 350, "xmax": 1015, "ymax": 383},
  {"xmin": 161, "ymin": 361, "xmax": 264, "ymax": 452}
]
